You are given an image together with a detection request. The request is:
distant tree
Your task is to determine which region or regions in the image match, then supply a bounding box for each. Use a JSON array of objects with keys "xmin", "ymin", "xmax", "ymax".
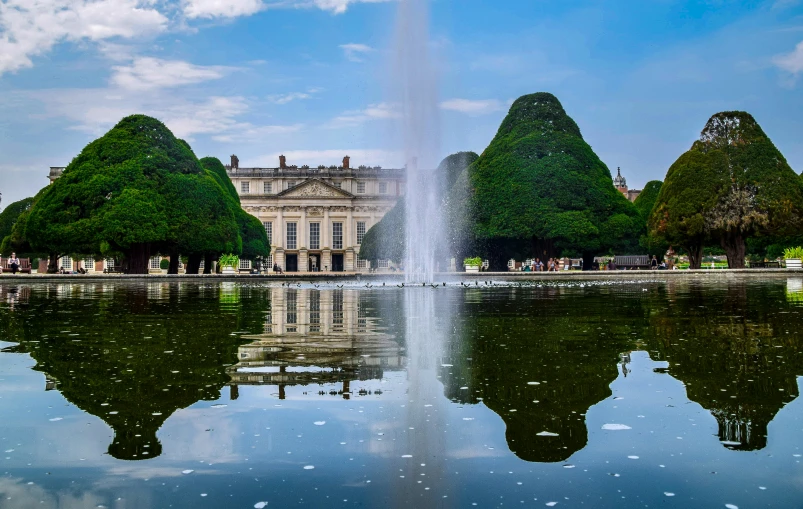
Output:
[
  {"xmin": 450, "ymin": 93, "xmax": 642, "ymax": 269},
  {"xmin": 24, "ymin": 115, "xmax": 242, "ymax": 274},
  {"xmin": 650, "ymin": 112, "xmax": 803, "ymax": 269},
  {"xmin": 359, "ymin": 152, "xmax": 478, "ymax": 264},
  {"xmin": 0, "ymin": 197, "xmax": 34, "ymax": 254},
  {"xmin": 632, "ymin": 181, "xmax": 667, "ymax": 256}
]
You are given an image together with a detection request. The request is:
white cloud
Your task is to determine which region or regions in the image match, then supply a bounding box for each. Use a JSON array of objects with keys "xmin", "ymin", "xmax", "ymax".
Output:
[
  {"xmin": 0, "ymin": 0, "xmax": 167, "ymax": 75},
  {"xmin": 268, "ymin": 88, "xmax": 323, "ymax": 104},
  {"xmin": 327, "ymin": 102, "xmax": 400, "ymax": 128},
  {"xmin": 339, "ymin": 43, "xmax": 374, "ymax": 62},
  {"xmin": 306, "ymin": 0, "xmax": 391, "ymax": 15},
  {"xmin": 440, "ymin": 98, "xmax": 505, "ymax": 115},
  {"xmin": 183, "ymin": 0, "xmax": 265, "ymax": 19},
  {"xmin": 773, "ymin": 40, "xmax": 803, "ymax": 77},
  {"xmin": 259, "ymin": 149, "xmax": 401, "ymax": 168},
  {"xmin": 29, "ymin": 88, "xmax": 297, "ymax": 141},
  {"xmin": 110, "ymin": 57, "xmax": 235, "ymax": 91}
]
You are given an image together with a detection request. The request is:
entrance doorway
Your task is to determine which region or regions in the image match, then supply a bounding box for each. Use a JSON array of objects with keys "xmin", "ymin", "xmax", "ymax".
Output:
[
  {"xmin": 331, "ymin": 254, "xmax": 344, "ymax": 272},
  {"xmin": 286, "ymin": 254, "xmax": 298, "ymax": 272}
]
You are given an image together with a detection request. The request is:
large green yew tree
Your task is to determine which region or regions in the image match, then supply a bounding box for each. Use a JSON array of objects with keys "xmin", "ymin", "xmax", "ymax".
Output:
[
  {"xmin": 24, "ymin": 115, "xmax": 241, "ymax": 273},
  {"xmin": 452, "ymin": 93, "xmax": 641, "ymax": 269},
  {"xmin": 359, "ymin": 151, "xmax": 478, "ymax": 264},
  {"xmin": 650, "ymin": 111, "xmax": 803, "ymax": 269}
]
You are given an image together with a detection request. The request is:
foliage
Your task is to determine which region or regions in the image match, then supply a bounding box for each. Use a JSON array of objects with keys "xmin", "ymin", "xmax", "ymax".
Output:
[
  {"xmin": 219, "ymin": 253, "xmax": 240, "ymax": 269},
  {"xmin": 450, "ymin": 93, "xmax": 642, "ymax": 268},
  {"xmin": 0, "ymin": 197, "xmax": 33, "ymax": 252},
  {"xmin": 359, "ymin": 152, "xmax": 478, "ymax": 262},
  {"xmin": 21, "ymin": 115, "xmax": 244, "ymax": 273},
  {"xmin": 784, "ymin": 246, "xmax": 803, "ymax": 259},
  {"xmin": 463, "ymin": 257, "xmax": 482, "ymax": 266},
  {"xmin": 200, "ymin": 157, "xmax": 270, "ymax": 260},
  {"xmin": 633, "ymin": 181, "xmax": 662, "ymax": 220},
  {"xmin": 650, "ymin": 111, "xmax": 803, "ymax": 269},
  {"xmin": 159, "ymin": 258, "xmax": 169, "ymax": 270}
]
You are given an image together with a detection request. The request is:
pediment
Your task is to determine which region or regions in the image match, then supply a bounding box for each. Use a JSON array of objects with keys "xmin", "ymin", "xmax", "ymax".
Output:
[{"xmin": 279, "ymin": 179, "xmax": 353, "ymax": 199}]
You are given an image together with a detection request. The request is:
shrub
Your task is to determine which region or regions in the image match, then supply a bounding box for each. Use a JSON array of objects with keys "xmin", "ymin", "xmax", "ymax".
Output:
[
  {"xmin": 159, "ymin": 259, "xmax": 169, "ymax": 270},
  {"xmin": 463, "ymin": 257, "xmax": 482, "ymax": 266},
  {"xmin": 784, "ymin": 247, "xmax": 803, "ymax": 259}
]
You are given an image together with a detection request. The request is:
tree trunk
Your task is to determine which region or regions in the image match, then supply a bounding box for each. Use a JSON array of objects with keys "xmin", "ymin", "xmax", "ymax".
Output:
[
  {"xmin": 203, "ymin": 253, "xmax": 214, "ymax": 274},
  {"xmin": 582, "ymin": 252, "xmax": 595, "ymax": 271},
  {"xmin": 722, "ymin": 232, "xmax": 746, "ymax": 269},
  {"xmin": 126, "ymin": 243, "xmax": 151, "ymax": 274},
  {"xmin": 685, "ymin": 243, "xmax": 703, "ymax": 270},
  {"xmin": 167, "ymin": 251, "xmax": 180, "ymax": 274},
  {"xmin": 47, "ymin": 253, "xmax": 60, "ymax": 274},
  {"xmin": 186, "ymin": 254, "xmax": 202, "ymax": 274}
]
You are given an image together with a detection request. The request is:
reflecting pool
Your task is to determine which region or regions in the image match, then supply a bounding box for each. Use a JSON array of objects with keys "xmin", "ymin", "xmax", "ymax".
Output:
[{"xmin": 1, "ymin": 277, "xmax": 803, "ymax": 508}]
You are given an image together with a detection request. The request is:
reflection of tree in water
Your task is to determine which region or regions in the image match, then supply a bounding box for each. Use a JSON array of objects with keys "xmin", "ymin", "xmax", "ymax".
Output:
[
  {"xmin": 646, "ymin": 280, "xmax": 803, "ymax": 451},
  {"xmin": 0, "ymin": 283, "xmax": 267, "ymax": 460},
  {"xmin": 441, "ymin": 286, "xmax": 634, "ymax": 463}
]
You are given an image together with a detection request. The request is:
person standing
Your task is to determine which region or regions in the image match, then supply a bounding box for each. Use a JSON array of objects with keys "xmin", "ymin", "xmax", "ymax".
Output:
[{"xmin": 8, "ymin": 253, "xmax": 20, "ymax": 274}]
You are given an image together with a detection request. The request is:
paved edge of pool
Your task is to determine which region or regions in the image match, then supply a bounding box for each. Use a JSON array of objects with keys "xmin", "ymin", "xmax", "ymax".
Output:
[{"xmin": 1, "ymin": 269, "xmax": 802, "ymax": 282}]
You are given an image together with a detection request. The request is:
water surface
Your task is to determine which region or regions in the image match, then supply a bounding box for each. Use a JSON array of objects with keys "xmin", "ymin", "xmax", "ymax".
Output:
[{"xmin": 1, "ymin": 277, "xmax": 803, "ymax": 508}]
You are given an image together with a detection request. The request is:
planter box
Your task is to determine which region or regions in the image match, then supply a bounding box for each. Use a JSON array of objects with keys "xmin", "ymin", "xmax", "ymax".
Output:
[
  {"xmin": 786, "ymin": 258, "xmax": 802, "ymax": 269},
  {"xmin": 465, "ymin": 265, "xmax": 480, "ymax": 273},
  {"xmin": 221, "ymin": 266, "xmax": 237, "ymax": 275}
]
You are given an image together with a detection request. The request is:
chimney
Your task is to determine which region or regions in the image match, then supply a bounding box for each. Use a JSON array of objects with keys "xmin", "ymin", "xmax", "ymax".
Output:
[
  {"xmin": 279, "ymin": 155, "xmax": 287, "ymax": 169},
  {"xmin": 343, "ymin": 155, "xmax": 350, "ymax": 169},
  {"xmin": 230, "ymin": 155, "xmax": 239, "ymax": 170}
]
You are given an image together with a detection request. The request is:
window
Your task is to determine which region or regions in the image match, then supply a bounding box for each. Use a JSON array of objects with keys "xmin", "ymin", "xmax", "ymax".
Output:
[
  {"xmin": 333, "ymin": 181, "xmax": 342, "ymax": 189},
  {"xmin": 263, "ymin": 222, "xmax": 273, "ymax": 245},
  {"xmin": 332, "ymin": 290, "xmax": 344, "ymax": 327},
  {"xmin": 332, "ymin": 222, "xmax": 343, "ymax": 250},
  {"xmin": 379, "ymin": 182, "xmax": 387, "ymax": 194},
  {"xmin": 150, "ymin": 256, "xmax": 161, "ymax": 269},
  {"xmin": 356, "ymin": 221, "xmax": 366, "ymax": 245},
  {"xmin": 84, "ymin": 258, "xmax": 94, "ymax": 270},
  {"xmin": 286, "ymin": 289, "xmax": 297, "ymax": 325},
  {"xmin": 263, "ymin": 181, "xmax": 272, "ymax": 194},
  {"xmin": 241, "ymin": 182, "xmax": 250, "ymax": 194},
  {"xmin": 356, "ymin": 181, "xmax": 366, "ymax": 194},
  {"xmin": 378, "ymin": 259, "xmax": 389, "ymax": 269},
  {"xmin": 60, "ymin": 256, "xmax": 72, "ymax": 271},
  {"xmin": 309, "ymin": 223, "xmax": 320, "ymax": 250},
  {"xmin": 239, "ymin": 259, "xmax": 251, "ymax": 270},
  {"xmin": 286, "ymin": 222, "xmax": 297, "ymax": 250},
  {"xmin": 286, "ymin": 180, "xmax": 296, "ymax": 190},
  {"xmin": 105, "ymin": 258, "xmax": 115, "ymax": 269},
  {"xmin": 266, "ymin": 254, "xmax": 273, "ymax": 269},
  {"xmin": 310, "ymin": 291, "xmax": 320, "ymax": 332},
  {"xmin": 356, "ymin": 259, "xmax": 368, "ymax": 269}
]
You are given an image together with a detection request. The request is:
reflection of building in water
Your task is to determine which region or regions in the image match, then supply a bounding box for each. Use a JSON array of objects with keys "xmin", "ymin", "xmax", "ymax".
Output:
[{"xmin": 228, "ymin": 288, "xmax": 405, "ymax": 399}]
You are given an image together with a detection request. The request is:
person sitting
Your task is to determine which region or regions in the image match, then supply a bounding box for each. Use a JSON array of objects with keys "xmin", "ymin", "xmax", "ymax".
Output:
[
  {"xmin": 650, "ymin": 255, "xmax": 658, "ymax": 270},
  {"xmin": 78, "ymin": 267, "xmax": 87, "ymax": 274},
  {"xmin": 8, "ymin": 253, "xmax": 20, "ymax": 274}
]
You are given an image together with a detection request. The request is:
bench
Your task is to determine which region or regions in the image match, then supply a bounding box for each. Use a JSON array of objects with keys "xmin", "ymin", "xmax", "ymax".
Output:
[
  {"xmin": 614, "ymin": 255, "xmax": 651, "ymax": 270},
  {"xmin": 2, "ymin": 258, "xmax": 32, "ymax": 274},
  {"xmin": 748, "ymin": 261, "xmax": 781, "ymax": 269}
]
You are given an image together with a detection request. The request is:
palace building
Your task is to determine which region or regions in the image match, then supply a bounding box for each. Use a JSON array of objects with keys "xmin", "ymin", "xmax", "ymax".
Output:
[
  {"xmin": 227, "ymin": 155, "xmax": 405, "ymax": 272},
  {"xmin": 613, "ymin": 167, "xmax": 641, "ymax": 202},
  {"xmin": 48, "ymin": 154, "xmax": 405, "ymax": 273}
]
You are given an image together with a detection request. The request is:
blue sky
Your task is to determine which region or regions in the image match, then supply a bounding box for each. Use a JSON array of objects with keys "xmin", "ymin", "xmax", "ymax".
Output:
[{"xmin": 1, "ymin": 0, "xmax": 802, "ymax": 206}]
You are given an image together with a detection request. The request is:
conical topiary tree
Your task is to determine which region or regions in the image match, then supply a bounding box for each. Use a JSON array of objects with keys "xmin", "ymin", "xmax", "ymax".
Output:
[
  {"xmin": 451, "ymin": 92, "xmax": 642, "ymax": 269},
  {"xmin": 650, "ymin": 111, "xmax": 803, "ymax": 269},
  {"xmin": 632, "ymin": 180, "xmax": 667, "ymax": 257},
  {"xmin": 359, "ymin": 151, "xmax": 478, "ymax": 265},
  {"xmin": 24, "ymin": 115, "xmax": 241, "ymax": 273}
]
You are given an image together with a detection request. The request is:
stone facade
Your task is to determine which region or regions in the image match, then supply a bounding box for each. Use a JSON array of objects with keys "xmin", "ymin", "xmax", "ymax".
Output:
[{"xmin": 228, "ymin": 155, "xmax": 404, "ymax": 272}]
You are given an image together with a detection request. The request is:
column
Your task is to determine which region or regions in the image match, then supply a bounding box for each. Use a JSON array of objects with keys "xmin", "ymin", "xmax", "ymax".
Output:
[
  {"xmin": 322, "ymin": 207, "xmax": 331, "ymax": 271},
  {"xmin": 346, "ymin": 207, "xmax": 353, "ymax": 249},
  {"xmin": 300, "ymin": 207, "xmax": 307, "ymax": 249},
  {"xmin": 276, "ymin": 207, "xmax": 285, "ymax": 249}
]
